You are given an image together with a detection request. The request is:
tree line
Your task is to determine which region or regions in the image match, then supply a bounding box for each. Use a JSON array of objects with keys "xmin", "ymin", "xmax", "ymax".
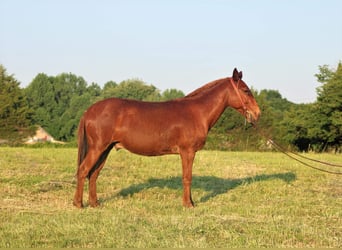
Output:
[{"xmin": 0, "ymin": 63, "xmax": 341, "ymax": 152}]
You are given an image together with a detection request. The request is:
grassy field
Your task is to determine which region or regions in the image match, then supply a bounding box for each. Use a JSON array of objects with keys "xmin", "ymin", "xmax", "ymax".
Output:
[{"xmin": 0, "ymin": 147, "xmax": 341, "ymax": 247}]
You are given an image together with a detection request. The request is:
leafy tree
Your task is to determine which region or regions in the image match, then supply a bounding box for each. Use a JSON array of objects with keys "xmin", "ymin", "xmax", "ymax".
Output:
[
  {"xmin": 161, "ymin": 89, "xmax": 185, "ymax": 100},
  {"xmin": 258, "ymin": 89, "xmax": 296, "ymax": 145},
  {"xmin": 101, "ymin": 81, "xmax": 117, "ymax": 99},
  {"xmin": 59, "ymin": 93, "xmax": 94, "ymax": 141},
  {"xmin": 103, "ymin": 80, "xmax": 117, "ymax": 90},
  {"xmin": 282, "ymin": 62, "xmax": 342, "ymax": 152},
  {"xmin": 50, "ymin": 73, "xmax": 88, "ymax": 139},
  {"xmin": 25, "ymin": 72, "xmax": 97, "ymax": 141},
  {"xmin": 314, "ymin": 64, "xmax": 335, "ymax": 83},
  {"xmin": 101, "ymin": 79, "xmax": 161, "ymax": 101},
  {"xmin": 313, "ymin": 62, "xmax": 342, "ymax": 151},
  {"xmin": 0, "ymin": 65, "xmax": 32, "ymax": 141},
  {"xmin": 87, "ymin": 82, "xmax": 102, "ymax": 97},
  {"xmin": 282, "ymin": 104, "xmax": 315, "ymax": 151},
  {"xmin": 25, "ymin": 73, "xmax": 55, "ymax": 129}
]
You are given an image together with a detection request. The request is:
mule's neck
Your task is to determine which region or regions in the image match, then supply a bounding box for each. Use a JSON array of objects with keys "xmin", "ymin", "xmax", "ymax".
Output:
[{"xmin": 189, "ymin": 78, "xmax": 231, "ymax": 131}]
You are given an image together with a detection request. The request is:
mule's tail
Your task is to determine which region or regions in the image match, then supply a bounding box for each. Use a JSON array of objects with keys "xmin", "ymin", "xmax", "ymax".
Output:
[{"xmin": 76, "ymin": 115, "xmax": 88, "ymax": 175}]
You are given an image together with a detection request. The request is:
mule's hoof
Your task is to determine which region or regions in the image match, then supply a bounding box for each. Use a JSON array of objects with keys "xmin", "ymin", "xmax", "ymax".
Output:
[
  {"xmin": 183, "ymin": 201, "xmax": 195, "ymax": 208},
  {"xmin": 73, "ymin": 201, "xmax": 84, "ymax": 208},
  {"xmin": 89, "ymin": 200, "xmax": 100, "ymax": 208}
]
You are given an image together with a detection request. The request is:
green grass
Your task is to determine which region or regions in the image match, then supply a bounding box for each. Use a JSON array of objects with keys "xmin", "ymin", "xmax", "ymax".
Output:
[{"xmin": 0, "ymin": 147, "xmax": 341, "ymax": 247}]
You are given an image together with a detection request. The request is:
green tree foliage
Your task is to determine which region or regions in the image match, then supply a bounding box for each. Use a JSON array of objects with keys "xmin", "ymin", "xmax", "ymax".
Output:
[
  {"xmin": 25, "ymin": 73, "xmax": 100, "ymax": 141},
  {"xmin": 59, "ymin": 93, "xmax": 95, "ymax": 141},
  {"xmin": 160, "ymin": 89, "xmax": 185, "ymax": 100},
  {"xmin": 101, "ymin": 79, "xmax": 161, "ymax": 101},
  {"xmin": 102, "ymin": 81, "xmax": 185, "ymax": 101},
  {"xmin": 282, "ymin": 104, "xmax": 314, "ymax": 151},
  {"xmin": 313, "ymin": 63, "xmax": 342, "ymax": 151},
  {"xmin": 101, "ymin": 81, "xmax": 117, "ymax": 99},
  {"xmin": 258, "ymin": 89, "xmax": 296, "ymax": 143},
  {"xmin": 25, "ymin": 73, "xmax": 55, "ymax": 129},
  {"xmin": 0, "ymin": 65, "xmax": 32, "ymax": 142},
  {"xmin": 282, "ymin": 63, "xmax": 342, "ymax": 152}
]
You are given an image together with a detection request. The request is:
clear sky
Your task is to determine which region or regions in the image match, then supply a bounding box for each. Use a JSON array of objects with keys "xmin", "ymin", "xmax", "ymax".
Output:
[{"xmin": 1, "ymin": 0, "xmax": 341, "ymax": 103}]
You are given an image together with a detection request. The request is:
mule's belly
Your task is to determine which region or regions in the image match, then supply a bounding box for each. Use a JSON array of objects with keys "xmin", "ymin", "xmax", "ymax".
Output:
[
  {"xmin": 116, "ymin": 141, "xmax": 179, "ymax": 156},
  {"xmin": 114, "ymin": 128, "xmax": 181, "ymax": 156}
]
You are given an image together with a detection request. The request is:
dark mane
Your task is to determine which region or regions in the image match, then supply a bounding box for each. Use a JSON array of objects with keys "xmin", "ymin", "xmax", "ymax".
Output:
[{"xmin": 185, "ymin": 78, "xmax": 228, "ymax": 98}]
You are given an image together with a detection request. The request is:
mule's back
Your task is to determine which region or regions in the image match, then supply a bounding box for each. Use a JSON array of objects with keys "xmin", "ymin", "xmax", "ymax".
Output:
[{"xmin": 82, "ymin": 98, "xmax": 206, "ymax": 156}]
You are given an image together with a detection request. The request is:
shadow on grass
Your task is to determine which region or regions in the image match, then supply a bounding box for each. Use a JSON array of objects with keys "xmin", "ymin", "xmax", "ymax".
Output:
[{"xmin": 109, "ymin": 172, "xmax": 296, "ymax": 204}]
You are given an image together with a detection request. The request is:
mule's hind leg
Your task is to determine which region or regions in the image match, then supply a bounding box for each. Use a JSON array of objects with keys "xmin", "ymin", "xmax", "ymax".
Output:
[
  {"xmin": 88, "ymin": 162, "xmax": 105, "ymax": 207},
  {"xmin": 73, "ymin": 148, "xmax": 103, "ymax": 208},
  {"xmin": 88, "ymin": 144, "xmax": 114, "ymax": 207}
]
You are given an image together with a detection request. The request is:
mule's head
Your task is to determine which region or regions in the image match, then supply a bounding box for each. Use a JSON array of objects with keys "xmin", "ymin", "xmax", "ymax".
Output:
[{"xmin": 228, "ymin": 68, "xmax": 260, "ymax": 125}]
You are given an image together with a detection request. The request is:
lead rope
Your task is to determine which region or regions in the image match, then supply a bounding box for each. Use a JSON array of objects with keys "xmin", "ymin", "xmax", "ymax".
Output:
[
  {"xmin": 267, "ymin": 137, "xmax": 342, "ymax": 168},
  {"xmin": 255, "ymin": 127, "xmax": 342, "ymax": 175}
]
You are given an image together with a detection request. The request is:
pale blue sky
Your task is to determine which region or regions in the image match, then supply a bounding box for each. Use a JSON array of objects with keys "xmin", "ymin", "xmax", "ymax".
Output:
[{"xmin": 1, "ymin": 0, "xmax": 341, "ymax": 103}]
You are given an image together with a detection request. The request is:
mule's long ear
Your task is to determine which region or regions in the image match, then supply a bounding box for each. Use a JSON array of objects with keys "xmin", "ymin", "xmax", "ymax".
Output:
[
  {"xmin": 232, "ymin": 68, "xmax": 240, "ymax": 82},
  {"xmin": 239, "ymin": 71, "xmax": 243, "ymax": 80}
]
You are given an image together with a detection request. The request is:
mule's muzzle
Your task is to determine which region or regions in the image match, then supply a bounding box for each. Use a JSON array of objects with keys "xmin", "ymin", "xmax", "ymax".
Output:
[{"xmin": 246, "ymin": 110, "xmax": 260, "ymax": 126}]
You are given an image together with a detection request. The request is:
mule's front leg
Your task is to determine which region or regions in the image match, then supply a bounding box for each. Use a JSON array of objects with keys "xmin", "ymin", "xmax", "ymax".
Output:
[
  {"xmin": 180, "ymin": 150, "xmax": 195, "ymax": 208},
  {"xmin": 182, "ymin": 180, "xmax": 194, "ymax": 208}
]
